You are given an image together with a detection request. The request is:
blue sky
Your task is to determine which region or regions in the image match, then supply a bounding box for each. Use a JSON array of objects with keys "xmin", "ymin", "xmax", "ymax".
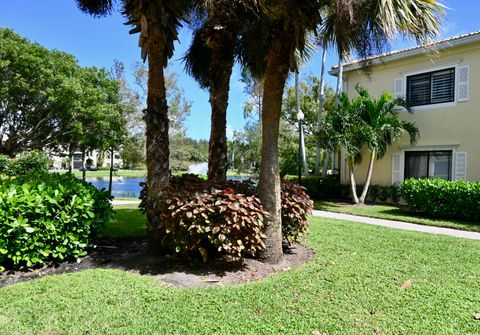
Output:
[{"xmin": 1, "ymin": 0, "xmax": 478, "ymax": 140}]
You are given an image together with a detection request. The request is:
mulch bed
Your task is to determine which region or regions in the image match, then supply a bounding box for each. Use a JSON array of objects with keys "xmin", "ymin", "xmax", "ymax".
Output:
[{"xmin": 0, "ymin": 238, "xmax": 313, "ymax": 288}]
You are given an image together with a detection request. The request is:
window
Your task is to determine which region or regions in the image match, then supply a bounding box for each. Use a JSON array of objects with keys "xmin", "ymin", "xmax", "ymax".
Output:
[
  {"xmin": 406, "ymin": 68, "xmax": 455, "ymax": 106},
  {"xmin": 404, "ymin": 151, "xmax": 452, "ymax": 180}
]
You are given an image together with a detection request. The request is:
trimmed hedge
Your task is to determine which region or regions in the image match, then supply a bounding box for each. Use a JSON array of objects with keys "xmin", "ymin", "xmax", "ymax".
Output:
[
  {"xmin": 0, "ymin": 173, "xmax": 113, "ymax": 271},
  {"xmin": 401, "ymin": 178, "xmax": 480, "ymax": 221},
  {"xmin": 283, "ymin": 175, "xmax": 342, "ymax": 199}
]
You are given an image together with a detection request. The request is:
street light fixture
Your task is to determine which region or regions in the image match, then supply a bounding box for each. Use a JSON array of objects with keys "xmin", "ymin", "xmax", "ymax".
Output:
[{"xmin": 297, "ymin": 110, "xmax": 305, "ymax": 185}]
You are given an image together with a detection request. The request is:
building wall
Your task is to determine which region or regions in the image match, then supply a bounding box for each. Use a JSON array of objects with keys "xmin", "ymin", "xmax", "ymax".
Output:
[
  {"xmin": 340, "ymin": 41, "xmax": 480, "ymax": 185},
  {"xmin": 50, "ymin": 149, "xmax": 123, "ymax": 170}
]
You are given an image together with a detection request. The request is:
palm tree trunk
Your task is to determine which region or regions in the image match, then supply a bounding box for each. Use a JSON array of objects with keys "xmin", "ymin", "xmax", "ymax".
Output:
[
  {"xmin": 145, "ymin": 22, "xmax": 170, "ymax": 249},
  {"xmin": 207, "ymin": 28, "xmax": 235, "ymax": 181},
  {"xmin": 349, "ymin": 160, "xmax": 360, "ymax": 204},
  {"xmin": 315, "ymin": 41, "xmax": 327, "ymax": 175},
  {"xmin": 335, "ymin": 56, "xmax": 344, "ymax": 102},
  {"xmin": 359, "ymin": 149, "xmax": 375, "ymax": 204},
  {"xmin": 258, "ymin": 38, "xmax": 290, "ymax": 264}
]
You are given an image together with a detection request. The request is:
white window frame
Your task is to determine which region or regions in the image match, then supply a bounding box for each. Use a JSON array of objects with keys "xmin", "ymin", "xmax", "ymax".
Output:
[
  {"xmin": 400, "ymin": 145, "xmax": 458, "ymax": 181},
  {"xmin": 402, "ymin": 63, "xmax": 460, "ymax": 111}
]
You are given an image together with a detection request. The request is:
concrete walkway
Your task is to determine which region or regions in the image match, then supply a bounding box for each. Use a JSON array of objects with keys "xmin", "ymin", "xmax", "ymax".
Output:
[
  {"xmin": 112, "ymin": 200, "xmax": 140, "ymax": 205},
  {"xmin": 312, "ymin": 210, "xmax": 480, "ymax": 240}
]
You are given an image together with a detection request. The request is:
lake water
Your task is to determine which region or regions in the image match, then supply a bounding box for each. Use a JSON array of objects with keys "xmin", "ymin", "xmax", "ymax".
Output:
[{"xmin": 87, "ymin": 175, "xmax": 256, "ymax": 199}]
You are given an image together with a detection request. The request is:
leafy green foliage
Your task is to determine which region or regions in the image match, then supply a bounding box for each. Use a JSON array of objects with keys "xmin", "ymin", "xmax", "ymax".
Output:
[
  {"xmin": 280, "ymin": 180, "xmax": 313, "ymax": 242},
  {"xmin": 0, "ymin": 173, "xmax": 113, "ymax": 271},
  {"xmin": 0, "ymin": 155, "xmax": 9, "ymax": 174},
  {"xmin": 401, "ymin": 179, "xmax": 480, "ymax": 221},
  {"xmin": 5, "ymin": 150, "xmax": 50, "ymax": 176},
  {"xmin": 284, "ymin": 175, "xmax": 342, "ymax": 200}
]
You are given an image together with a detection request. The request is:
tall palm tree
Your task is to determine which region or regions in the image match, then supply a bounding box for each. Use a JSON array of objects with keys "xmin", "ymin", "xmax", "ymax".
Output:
[
  {"xmin": 315, "ymin": 37, "xmax": 328, "ymax": 175},
  {"xmin": 354, "ymin": 85, "xmax": 419, "ymax": 204},
  {"xmin": 239, "ymin": 0, "xmax": 444, "ymax": 263},
  {"xmin": 75, "ymin": 0, "xmax": 192, "ymax": 246},
  {"xmin": 184, "ymin": 2, "xmax": 250, "ymax": 181}
]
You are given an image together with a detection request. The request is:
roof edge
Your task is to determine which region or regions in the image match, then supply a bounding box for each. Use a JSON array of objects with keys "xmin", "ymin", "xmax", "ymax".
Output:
[{"xmin": 329, "ymin": 31, "xmax": 480, "ymax": 76}]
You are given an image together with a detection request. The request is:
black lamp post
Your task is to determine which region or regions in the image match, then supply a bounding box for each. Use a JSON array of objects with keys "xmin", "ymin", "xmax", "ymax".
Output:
[{"xmin": 297, "ymin": 109, "xmax": 305, "ymax": 185}]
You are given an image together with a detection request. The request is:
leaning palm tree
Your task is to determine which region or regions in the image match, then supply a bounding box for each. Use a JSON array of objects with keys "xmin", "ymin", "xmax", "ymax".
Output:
[
  {"xmin": 75, "ymin": 0, "xmax": 193, "ymax": 246},
  {"xmin": 239, "ymin": 0, "xmax": 444, "ymax": 263},
  {"xmin": 354, "ymin": 85, "xmax": 419, "ymax": 204},
  {"xmin": 184, "ymin": 1, "xmax": 251, "ymax": 181}
]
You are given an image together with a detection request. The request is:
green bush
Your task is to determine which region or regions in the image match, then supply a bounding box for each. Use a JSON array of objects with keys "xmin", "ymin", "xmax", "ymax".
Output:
[
  {"xmin": 1, "ymin": 150, "xmax": 50, "ymax": 176},
  {"xmin": 0, "ymin": 155, "xmax": 9, "ymax": 174},
  {"xmin": 0, "ymin": 173, "xmax": 113, "ymax": 271},
  {"xmin": 283, "ymin": 175, "xmax": 342, "ymax": 199},
  {"xmin": 140, "ymin": 174, "xmax": 313, "ymax": 258},
  {"xmin": 281, "ymin": 180, "xmax": 314, "ymax": 242},
  {"xmin": 401, "ymin": 178, "xmax": 480, "ymax": 221}
]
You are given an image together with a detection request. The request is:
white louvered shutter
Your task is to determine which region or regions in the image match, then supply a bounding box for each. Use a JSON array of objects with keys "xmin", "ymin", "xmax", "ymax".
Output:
[
  {"xmin": 457, "ymin": 66, "xmax": 470, "ymax": 102},
  {"xmin": 454, "ymin": 152, "xmax": 467, "ymax": 181},
  {"xmin": 394, "ymin": 78, "xmax": 404, "ymax": 98},
  {"xmin": 392, "ymin": 154, "xmax": 401, "ymax": 184}
]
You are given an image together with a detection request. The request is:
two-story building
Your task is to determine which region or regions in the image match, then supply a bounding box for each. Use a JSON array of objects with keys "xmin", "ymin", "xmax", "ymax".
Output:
[{"xmin": 330, "ymin": 31, "xmax": 480, "ymax": 186}]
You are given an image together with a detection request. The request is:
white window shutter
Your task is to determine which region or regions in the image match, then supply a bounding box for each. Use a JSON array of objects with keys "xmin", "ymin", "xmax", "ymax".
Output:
[
  {"xmin": 454, "ymin": 152, "xmax": 467, "ymax": 181},
  {"xmin": 392, "ymin": 154, "xmax": 401, "ymax": 184},
  {"xmin": 394, "ymin": 78, "xmax": 404, "ymax": 98},
  {"xmin": 457, "ymin": 66, "xmax": 469, "ymax": 102}
]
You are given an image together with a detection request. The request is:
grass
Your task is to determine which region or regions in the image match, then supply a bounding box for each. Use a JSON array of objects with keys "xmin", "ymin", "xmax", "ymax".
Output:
[
  {"xmin": 315, "ymin": 200, "xmax": 480, "ymax": 232},
  {"xmin": 1, "ymin": 207, "xmax": 480, "ymax": 334},
  {"xmin": 100, "ymin": 204, "xmax": 146, "ymax": 238}
]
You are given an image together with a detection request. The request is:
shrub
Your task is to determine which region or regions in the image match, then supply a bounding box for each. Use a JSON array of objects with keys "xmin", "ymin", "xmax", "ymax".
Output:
[
  {"xmin": 1, "ymin": 150, "xmax": 50, "ymax": 176},
  {"xmin": 0, "ymin": 173, "xmax": 113, "ymax": 271},
  {"xmin": 163, "ymin": 188, "xmax": 266, "ymax": 261},
  {"xmin": 140, "ymin": 174, "xmax": 313, "ymax": 258},
  {"xmin": 283, "ymin": 175, "xmax": 342, "ymax": 199},
  {"xmin": 0, "ymin": 155, "xmax": 9, "ymax": 174},
  {"xmin": 281, "ymin": 180, "xmax": 314, "ymax": 242},
  {"xmin": 401, "ymin": 178, "xmax": 480, "ymax": 221}
]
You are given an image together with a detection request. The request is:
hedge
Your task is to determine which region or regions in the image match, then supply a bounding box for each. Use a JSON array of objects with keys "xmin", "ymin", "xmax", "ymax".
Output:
[
  {"xmin": 0, "ymin": 173, "xmax": 113, "ymax": 271},
  {"xmin": 401, "ymin": 178, "xmax": 480, "ymax": 221}
]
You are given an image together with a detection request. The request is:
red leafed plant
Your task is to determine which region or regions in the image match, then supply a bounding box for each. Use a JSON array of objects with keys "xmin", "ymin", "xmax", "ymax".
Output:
[
  {"xmin": 139, "ymin": 174, "xmax": 313, "ymax": 260},
  {"xmin": 280, "ymin": 180, "xmax": 314, "ymax": 242}
]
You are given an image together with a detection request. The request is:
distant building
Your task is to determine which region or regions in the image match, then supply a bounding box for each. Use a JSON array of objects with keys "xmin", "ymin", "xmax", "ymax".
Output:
[{"xmin": 50, "ymin": 149, "xmax": 122, "ymax": 170}]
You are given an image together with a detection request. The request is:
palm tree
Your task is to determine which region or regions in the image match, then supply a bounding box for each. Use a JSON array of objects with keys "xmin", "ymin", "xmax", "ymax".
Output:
[
  {"xmin": 184, "ymin": 2, "xmax": 250, "ymax": 181},
  {"xmin": 239, "ymin": 0, "xmax": 443, "ymax": 263},
  {"xmin": 354, "ymin": 85, "xmax": 419, "ymax": 204},
  {"xmin": 75, "ymin": 0, "xmax": 193, "ymax": 246},
  {"xmin": 315, "ymin": 37, "xmax": 328, "ymax": 175}
]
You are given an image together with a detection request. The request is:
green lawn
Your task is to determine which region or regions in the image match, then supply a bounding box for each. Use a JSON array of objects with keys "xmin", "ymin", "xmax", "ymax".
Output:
[
  {"xmin": 101, "ymin": 204, "xmax": 147, "ymax": 238},
  {"xmin": 1, "ymin": 207, "xmax": 480, "ymax": 334},
  {"xmin": 315, "ymin": 200, "xmax": 480, "ymax": 232}
]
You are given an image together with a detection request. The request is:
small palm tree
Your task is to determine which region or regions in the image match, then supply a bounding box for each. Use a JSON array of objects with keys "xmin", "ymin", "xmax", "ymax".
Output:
[{"xmin": 354, "ymin": 85, "xmax": 419, "ymax": 204}]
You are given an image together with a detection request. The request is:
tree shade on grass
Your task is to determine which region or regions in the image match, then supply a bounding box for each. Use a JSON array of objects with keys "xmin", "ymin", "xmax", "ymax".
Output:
[{"xmin": 1, "ymin": 217, "xmax": 480, "ymax": 334}]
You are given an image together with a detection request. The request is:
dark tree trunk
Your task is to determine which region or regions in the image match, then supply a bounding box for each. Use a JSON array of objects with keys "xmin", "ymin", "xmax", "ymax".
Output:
[
  {"xmin": 258, "ymin": 37, "xmax": 290, "ymax": 264},
  {"xmin": 68, "ymin": 144, "xmax": 74, "ymax": 173},
  {"xmin": 145, "ymin": 22, "xmax": 170, "ymax": 249},
  {"xmin": 81, "ymin": 149, "xmax": 86, "ymax": 181},
  {"xmin": 207, "ymin": 21, "xmax": 235, "ymax": 181},
  {"xmin": 108, "ymin": 147, "xmax": 114, "ymax": 195}
]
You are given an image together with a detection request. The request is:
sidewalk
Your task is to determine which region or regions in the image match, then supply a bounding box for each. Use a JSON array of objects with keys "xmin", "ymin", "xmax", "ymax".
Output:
[
  {"xmin": 112, "ymin": 199, "xmax": 140, "ymax": 205},
  {"xmin": 312, "ymin": 210, "xmax": 480, "ymax": 240}
]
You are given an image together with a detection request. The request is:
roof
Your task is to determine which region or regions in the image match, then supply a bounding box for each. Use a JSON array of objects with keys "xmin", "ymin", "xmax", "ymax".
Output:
[{"xmin": 329, "ymin": 31, "xmax": 480, "ymax": 76}]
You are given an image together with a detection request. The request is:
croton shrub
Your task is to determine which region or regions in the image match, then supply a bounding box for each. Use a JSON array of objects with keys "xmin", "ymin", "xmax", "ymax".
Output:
[
  {"xmin": 0, "ymin": 173, "xmax": 113, "ymax": 271},
  {"xmin": 140, "ymin": 174, "xmax": 313, "ymax": 260}
]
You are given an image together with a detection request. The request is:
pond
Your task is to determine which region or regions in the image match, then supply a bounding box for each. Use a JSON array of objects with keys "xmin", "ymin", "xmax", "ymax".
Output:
[{"xmin": 87, "ymin": 175, "xmax": 256, "ymax": 199}]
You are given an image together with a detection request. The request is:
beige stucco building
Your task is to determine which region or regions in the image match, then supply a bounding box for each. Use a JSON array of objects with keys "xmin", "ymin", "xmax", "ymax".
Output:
[{"xmin": 330, "ymin": 31, "xmax": 480, "ymax": 186}]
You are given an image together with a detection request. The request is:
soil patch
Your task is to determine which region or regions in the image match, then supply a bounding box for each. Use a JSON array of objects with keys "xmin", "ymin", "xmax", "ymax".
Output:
[{"xmin": 0, "ymin": 238, "xmax": 313, "ymax": 288}]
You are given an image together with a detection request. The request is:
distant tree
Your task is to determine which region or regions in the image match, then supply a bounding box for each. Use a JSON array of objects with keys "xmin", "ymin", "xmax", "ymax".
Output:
[{"xmin": 0, "ymin": 29, "xmax": 78, "ymax": 157}]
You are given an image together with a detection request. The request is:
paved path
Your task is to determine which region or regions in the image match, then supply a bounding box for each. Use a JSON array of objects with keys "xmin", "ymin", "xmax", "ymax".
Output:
[
  {"xmin": 112, "ymin": 200, "xmax": 140, "ymax": 205},
  {"xmin": 312, "ymin": 210, "xmax": 480, "ymax": 240}
]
